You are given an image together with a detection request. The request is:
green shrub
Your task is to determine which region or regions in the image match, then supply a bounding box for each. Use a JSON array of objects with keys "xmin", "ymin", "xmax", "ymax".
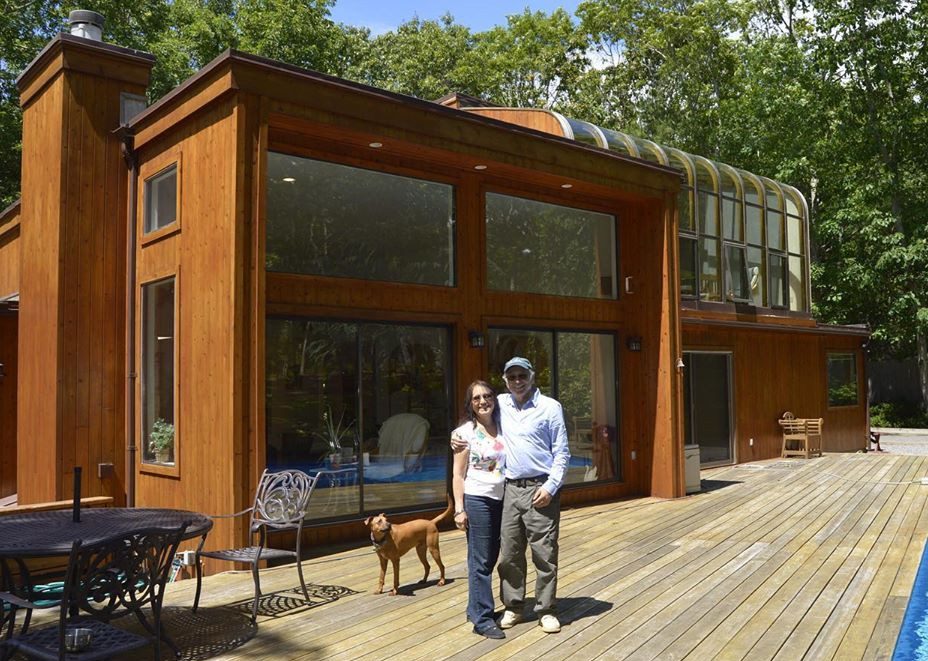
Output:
[{"xmin": 870, "ymin": 402, "xmax": 928, "ymax": 428}]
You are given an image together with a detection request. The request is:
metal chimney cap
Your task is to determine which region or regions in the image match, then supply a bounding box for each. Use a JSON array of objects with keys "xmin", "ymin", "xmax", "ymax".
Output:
[{"xmin": 68, "ymin": 10, "xmax": 105, "ymax": 26}]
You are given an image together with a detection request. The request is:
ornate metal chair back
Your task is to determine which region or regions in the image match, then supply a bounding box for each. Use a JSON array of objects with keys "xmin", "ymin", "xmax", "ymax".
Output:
[
  {"xmin": 250, "ymin": 469, "xmax": 318, "ymax": 532},
  {"xmin": 63, "ymin": 523, "xmax": 188, "ymax": 623}
]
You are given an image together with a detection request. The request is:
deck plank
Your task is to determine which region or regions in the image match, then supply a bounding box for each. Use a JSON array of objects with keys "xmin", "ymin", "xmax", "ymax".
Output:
[{"xmin": 75, "ymin": 452, "xmax": 928, "ymax": 660}]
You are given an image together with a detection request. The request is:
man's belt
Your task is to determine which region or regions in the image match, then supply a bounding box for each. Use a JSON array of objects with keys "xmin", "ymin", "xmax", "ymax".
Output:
[{"xmin": 506, "ymin": 474, "xmax": 548, "ymax": 488}]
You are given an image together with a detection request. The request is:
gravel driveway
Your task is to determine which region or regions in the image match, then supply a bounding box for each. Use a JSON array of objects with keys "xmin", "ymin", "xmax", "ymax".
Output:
[{"xmin": 872, "ymin": 428, "xmax": 928, "ymax": 455}]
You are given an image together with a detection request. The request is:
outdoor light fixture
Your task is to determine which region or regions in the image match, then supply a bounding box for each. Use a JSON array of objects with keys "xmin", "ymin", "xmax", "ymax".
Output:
[
  {"xmin": 368, "ymin": 142, "xmax": 383, "ymax": 148},
  {"xmin": 468, "ymin": 330, "xmax": 485, "ymax": 348},
  {"xmin": 474, "ymin": 164, "xmax": 488, "ymax": 170},
  {"xmin": 626, "ymin": 336, "xmax": 642, "ymax": 352},
  {"xmin": 560, "ymin": 183, "xmax": 573, "ymax": 189},
  {"xmin": 282, "ymin": 177, "xmax": 295, "ymax": 183}
]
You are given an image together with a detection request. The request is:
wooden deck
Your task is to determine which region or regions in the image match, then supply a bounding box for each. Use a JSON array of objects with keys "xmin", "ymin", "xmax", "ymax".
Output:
[{"xmin": 132, "ymin": 452, "xmax": 928, "ymax": 658}]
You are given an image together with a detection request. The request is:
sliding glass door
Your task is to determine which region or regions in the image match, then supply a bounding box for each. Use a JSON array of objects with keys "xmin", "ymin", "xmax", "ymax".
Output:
[
  {"xmin": 683, "ymin": 351, "xmax": 734, "ymax": 466},
  {"xmin": 265, "ymin": 317, "xmax": 452, "ymax": 520}
]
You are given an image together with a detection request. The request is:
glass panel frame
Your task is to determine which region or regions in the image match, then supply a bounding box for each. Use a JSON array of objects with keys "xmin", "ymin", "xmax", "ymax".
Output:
[
  {"xmin": 143, "ymin": 165, "xmax": 178, "ymax": 235},
  {"xmin": 141, "ymin": 277, "xmax": 176, "ymax": 465},
  {"xmin": 488, "ymin": 327, "xmax": 619, "ymax": 485},
  {"xmin": 265, "ymin": 317, "xmax": 453, "ymax": 521},
  {"xmin": 266, "ymin": 152, "xmax": 456, "ymax": 286},
  {"xmin": 827, "ymin": 352, "xmax": 859, "ymax": 407},
  {"xmin": 486, "ymin": 192, "xmax": 618, "ymax": 300}
]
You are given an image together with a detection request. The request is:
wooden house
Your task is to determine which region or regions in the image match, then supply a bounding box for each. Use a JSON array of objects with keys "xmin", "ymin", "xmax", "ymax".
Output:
[{"xmin": 0, "ymin": 24, "xmax": 867, "ymax": 555}]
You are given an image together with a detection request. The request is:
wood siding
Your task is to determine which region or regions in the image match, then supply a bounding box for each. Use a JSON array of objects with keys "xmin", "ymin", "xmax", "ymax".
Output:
[
  {"xmin": 133, "ymin": 96, "xmax": 246, "ymax": 559},
  {"xmin": 682, "ymin": 320, "xmax": 868, "ymax": 460},
  {"xmin": 0, "ymin": 313, "xmax": 16, "ymax": 497},
  {"xmin": 16, "ymin": 38, "xmax": 150, "ymax": 504},
  {"xmin": 0, "ymin": 203, "xmax": 20, "ymax": 299}
]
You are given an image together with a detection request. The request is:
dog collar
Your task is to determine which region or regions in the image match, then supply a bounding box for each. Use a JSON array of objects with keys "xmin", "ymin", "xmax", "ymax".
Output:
[{"xmin": 371, "ymin": 532, "xmax": 386, "ymax": 549}]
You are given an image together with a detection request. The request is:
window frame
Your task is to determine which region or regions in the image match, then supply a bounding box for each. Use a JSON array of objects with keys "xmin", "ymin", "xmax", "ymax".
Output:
[
  {"xmin": 483, "ymin": 189, "xmax": 619, "ymax": 301},
  {"xmin": 140, "ymin": 152, "xmax": 182, "ymax": 245},
  {"xmin": 826, "ymin": 351, "xmax": 860, "ymax": 408},
  {"xmin": 139, "ymin": 273, "xmax": 180, "ymax": 475},
  {"xmin": 264, "ymin": 150, "xmax": 458, "ymax": 287},
  {"xmin": 486, "ymin": 324, "xmax": 621, "ymax": 487}
]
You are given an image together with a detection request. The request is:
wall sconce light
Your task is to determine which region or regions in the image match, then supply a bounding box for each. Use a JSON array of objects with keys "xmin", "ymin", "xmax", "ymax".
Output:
[
  {"xmin": 626, "ymin": 336, "xmax": 642, "ymax": 352},
  {"xmin": 676, "ymin": 357, "xmax": 685, "ymax": 370},
  {"xmin": 468, "ymin": 330, "xmax": 485, "ymax": 348}
]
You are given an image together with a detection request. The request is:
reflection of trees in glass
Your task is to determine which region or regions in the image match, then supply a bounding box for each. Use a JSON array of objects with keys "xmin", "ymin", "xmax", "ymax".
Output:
[
  {"xmin": 827, "ymin": 353, "xmax": 858, "ymax": 406},
  {"xmin": 486, "ymin": 193, "xmax": 615, "ymax": 299},
  {"xmin": 266, "ymin": 153, "xmax": 455, "ymax": 286},
  {"xmin": 556, "ymin": 332, "xmax": 593, "ymax": 422},
  {"xmin": 266, "ymin": 318, "xmax": 451, "ymax": 473}
]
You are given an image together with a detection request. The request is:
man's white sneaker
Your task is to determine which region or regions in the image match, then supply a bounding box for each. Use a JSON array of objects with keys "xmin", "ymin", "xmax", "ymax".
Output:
[
  {"xmin": 539, "ymin": 614, "xmax": 561, "ymax": 633},
  {"xmin": 498, "ymin": 610, "xmax": 523, "ymax": 629}
]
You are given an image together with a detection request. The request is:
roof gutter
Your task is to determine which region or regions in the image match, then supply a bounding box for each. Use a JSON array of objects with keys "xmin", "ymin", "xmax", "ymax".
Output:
[{"xmin": 118, "ymin": 126, "xmax": 138, "ymax": 507}]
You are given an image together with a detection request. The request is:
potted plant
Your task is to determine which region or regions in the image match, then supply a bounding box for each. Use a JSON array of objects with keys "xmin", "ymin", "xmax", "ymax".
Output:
[
  {"xmin": 148, "ymin": 418, "xmax": 175, "ymax": 463},
  {"xmin": 316, "ymin": 408, "xmax": 354, "ymax": 467}
]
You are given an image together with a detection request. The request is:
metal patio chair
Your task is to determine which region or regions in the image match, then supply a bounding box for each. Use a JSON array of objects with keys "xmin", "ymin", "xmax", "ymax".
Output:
[
  {"xmin": 192, "ymin": 469, "xmax": 318, "ymax": 622},
  {"xmin": 0, "ymin": 523, "xmax": 188, "ymax": 661}
]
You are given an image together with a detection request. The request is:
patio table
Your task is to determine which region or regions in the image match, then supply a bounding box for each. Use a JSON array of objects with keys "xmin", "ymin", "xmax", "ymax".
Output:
[{"xmin": 0, "ymin": 507, "xmax": 212, "ymax": 558}]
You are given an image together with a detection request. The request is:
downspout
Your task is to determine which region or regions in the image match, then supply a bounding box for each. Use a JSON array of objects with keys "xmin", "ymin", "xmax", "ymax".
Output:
[{"xmin": 119, "ymin": 127, "xmax": 138, "ymax": 507}]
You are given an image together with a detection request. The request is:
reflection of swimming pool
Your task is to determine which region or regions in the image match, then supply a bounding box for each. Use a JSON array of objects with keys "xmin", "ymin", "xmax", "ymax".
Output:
[
  {"xmin": 894, "ymin": 542, "xmax": 928, "ymax": 659},
  {"xmin": 269, "ymin": 453, "xmax": 594, "ymax": 486}
]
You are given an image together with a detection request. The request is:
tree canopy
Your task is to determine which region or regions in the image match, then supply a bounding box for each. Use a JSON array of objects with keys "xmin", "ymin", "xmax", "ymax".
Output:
[{"xmin": 1, "ymin": 0, "xmax": 925, "ymax": 403}]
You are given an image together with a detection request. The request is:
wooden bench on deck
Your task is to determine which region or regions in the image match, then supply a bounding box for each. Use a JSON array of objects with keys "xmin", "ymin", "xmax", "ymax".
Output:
[{"xmin": 779, "ymin": 412, "xmax": 823, "ymax": 459}]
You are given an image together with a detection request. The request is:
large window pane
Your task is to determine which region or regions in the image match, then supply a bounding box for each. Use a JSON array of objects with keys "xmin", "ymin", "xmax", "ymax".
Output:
[
  {"xmin": 746, "ymin": 204, "xmax": 763, "ymax": 246},
  {"xmin": 747, "ymin": 246, "xmax": 765, "ymax": 306},
  {"xmin": 787, "ymin": 215, "xmax": 803, "ymax": 255},
  {"xmin": 827, "ymin": 353, "xmax": 858, "ymax": 407},
  {"xmin": 486, "ymin": 193, "xmax": 617, "ymax": 299},
  {"xmin": 698, "ymin": 191, "xmax": 719, "ymax": 236},
  {"xmin": 141, "ymin": 278, "xmax": 175, "ymax": 464},
  {"xmin": 488, "ymin": 328, "xmax": 618, "ymax": 485},
  {"xmin": 679, "ymin": 236, "xmax": 697, "ymax": 297},
  {"xmin": 767, "ymin": 210, "xmax": 784, "ymax": 250},
  {"xmin": 699, "ymin": 237, "xmax": 720, "ymax": 301},
  {"xmin": 679, "ymin": 188, "xmax": 694, "ymax": 232},
  {"xmin": 265, "ymin": 318, "xmax": 451, "ymax": 520},
  {"xmin": 721, "ymin": 197, "xmax": 742, "ymax": 242},
  {"xmin": 769, "ymin": 253, "xmax": 788, "ymax": 308},
  {"xmin": 724, "ymin": 245, "xmax": 749, "ymax": 302},
  {"xmin": 266, "ymin": 153, "xmax": 455, "ymax": 286},
  {"xmin": 789, "ymin": 255, "xmax": 805, "ymax": 311},
  {"xmin": 144, "ymin": 165, "xmax": 177, "ymax": 234}
]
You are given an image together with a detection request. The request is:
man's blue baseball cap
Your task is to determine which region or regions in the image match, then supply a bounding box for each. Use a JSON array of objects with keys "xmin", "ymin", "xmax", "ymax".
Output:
[{"xmin": 503, "ymin": 357, "xmax": 533, "ymax": 373}]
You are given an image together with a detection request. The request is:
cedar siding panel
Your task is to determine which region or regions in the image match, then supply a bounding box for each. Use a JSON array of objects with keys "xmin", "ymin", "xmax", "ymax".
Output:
[
  {"xmin": 682, "ymin": 320, "xmax": 867, "ymax": 459},
  {"xmin": 134, "ymin": 97, "xmax": 243, "ymax": 559}
]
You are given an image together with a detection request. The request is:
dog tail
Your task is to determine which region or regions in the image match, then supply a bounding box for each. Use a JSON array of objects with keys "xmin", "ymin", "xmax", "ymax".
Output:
[{"xmin": 432, "ymin": 494, "xmax": 454, "ymax": 525}]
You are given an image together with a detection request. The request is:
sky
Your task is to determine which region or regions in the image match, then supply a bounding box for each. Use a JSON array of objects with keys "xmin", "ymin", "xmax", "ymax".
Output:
[{"xmin": 329, "ymin": 0, "xmax": 582, "ymax": 35}]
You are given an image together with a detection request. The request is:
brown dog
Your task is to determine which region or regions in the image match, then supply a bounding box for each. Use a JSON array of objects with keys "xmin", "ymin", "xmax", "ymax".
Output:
[{"xmin": 364, "ymin": 497, "xmax": 453, "ymax": 595}]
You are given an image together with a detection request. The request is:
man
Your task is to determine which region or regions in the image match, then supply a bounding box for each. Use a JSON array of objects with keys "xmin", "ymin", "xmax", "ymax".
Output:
[{"xmin": 455, "ymin": 356, "xmax": 570, "ymax": 633}]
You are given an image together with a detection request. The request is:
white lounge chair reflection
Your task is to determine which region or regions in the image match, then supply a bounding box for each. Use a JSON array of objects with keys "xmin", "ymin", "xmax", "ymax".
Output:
[{"xmin": 364, "ymin": 413, "xmax": 430, "ymax": 482}]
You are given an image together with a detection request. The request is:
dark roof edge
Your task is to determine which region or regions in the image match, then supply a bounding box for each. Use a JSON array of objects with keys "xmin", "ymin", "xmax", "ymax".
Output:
[
  {"xmin": 683, "ymin": 316, "xmax": 870, "ymax": 337},
  {"xmin": 130, "ymin": 50, "xmax": 681, "ymax": 180},
  {"xmin": 16, "ymin": 33, "xmax": 155, "ymax": 89},
  {"xmin": 0, "ymin": 199, "xmax": 21, "ymax": 223}
]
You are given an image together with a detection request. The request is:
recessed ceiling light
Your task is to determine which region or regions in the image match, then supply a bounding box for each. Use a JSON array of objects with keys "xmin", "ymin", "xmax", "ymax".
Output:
[
  {"xmin": 369, "ymin": 142, "xmax": 383, "ymax": 148},
  {"xmin": 561, "ymin": 183, "xmax": 573, "ymax": 189},
  {"xmin": 282, "ymin": 177, "xmax": 295, "ymax": 183},
  {"xmin": 474, "ymin": 164, "xmax": 488, "ymax": 170}
]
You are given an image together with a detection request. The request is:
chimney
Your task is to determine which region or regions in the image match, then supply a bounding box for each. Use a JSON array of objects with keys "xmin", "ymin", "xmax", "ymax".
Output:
[
  {"xmin": 68, "ymin": 10, "xmax": 104, "ymax": 41},
  {"xmin": 15, "ymin": 17, "xmax": 154, "ymax": 504}
]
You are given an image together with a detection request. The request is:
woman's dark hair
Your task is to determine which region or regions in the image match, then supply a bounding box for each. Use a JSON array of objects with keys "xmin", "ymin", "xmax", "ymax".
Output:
[{"xmin": 461, "ymin": 380, "xmax": 500, "ymax": 427}]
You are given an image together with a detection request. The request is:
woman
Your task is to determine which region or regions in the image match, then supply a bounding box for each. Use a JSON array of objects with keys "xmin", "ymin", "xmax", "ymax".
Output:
[{"xmin": 452, "ymin": 380, "xmax": 507, "ymax": 640}]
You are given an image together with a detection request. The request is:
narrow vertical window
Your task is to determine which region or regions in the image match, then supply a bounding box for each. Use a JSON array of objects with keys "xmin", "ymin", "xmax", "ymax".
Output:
[
  {"xmin": 144, "ymin": 165, "xmax": 178, "ymax": 234},
  {"xmin": 142, "ymin": 277, "xmax": 175, "ymax": 464}
]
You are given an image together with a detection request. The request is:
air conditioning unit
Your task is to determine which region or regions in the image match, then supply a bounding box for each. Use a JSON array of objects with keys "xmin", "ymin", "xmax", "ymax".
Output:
[{"xmin": 684, "ymin": 444, "xmax": 701, "ymax": 494}]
